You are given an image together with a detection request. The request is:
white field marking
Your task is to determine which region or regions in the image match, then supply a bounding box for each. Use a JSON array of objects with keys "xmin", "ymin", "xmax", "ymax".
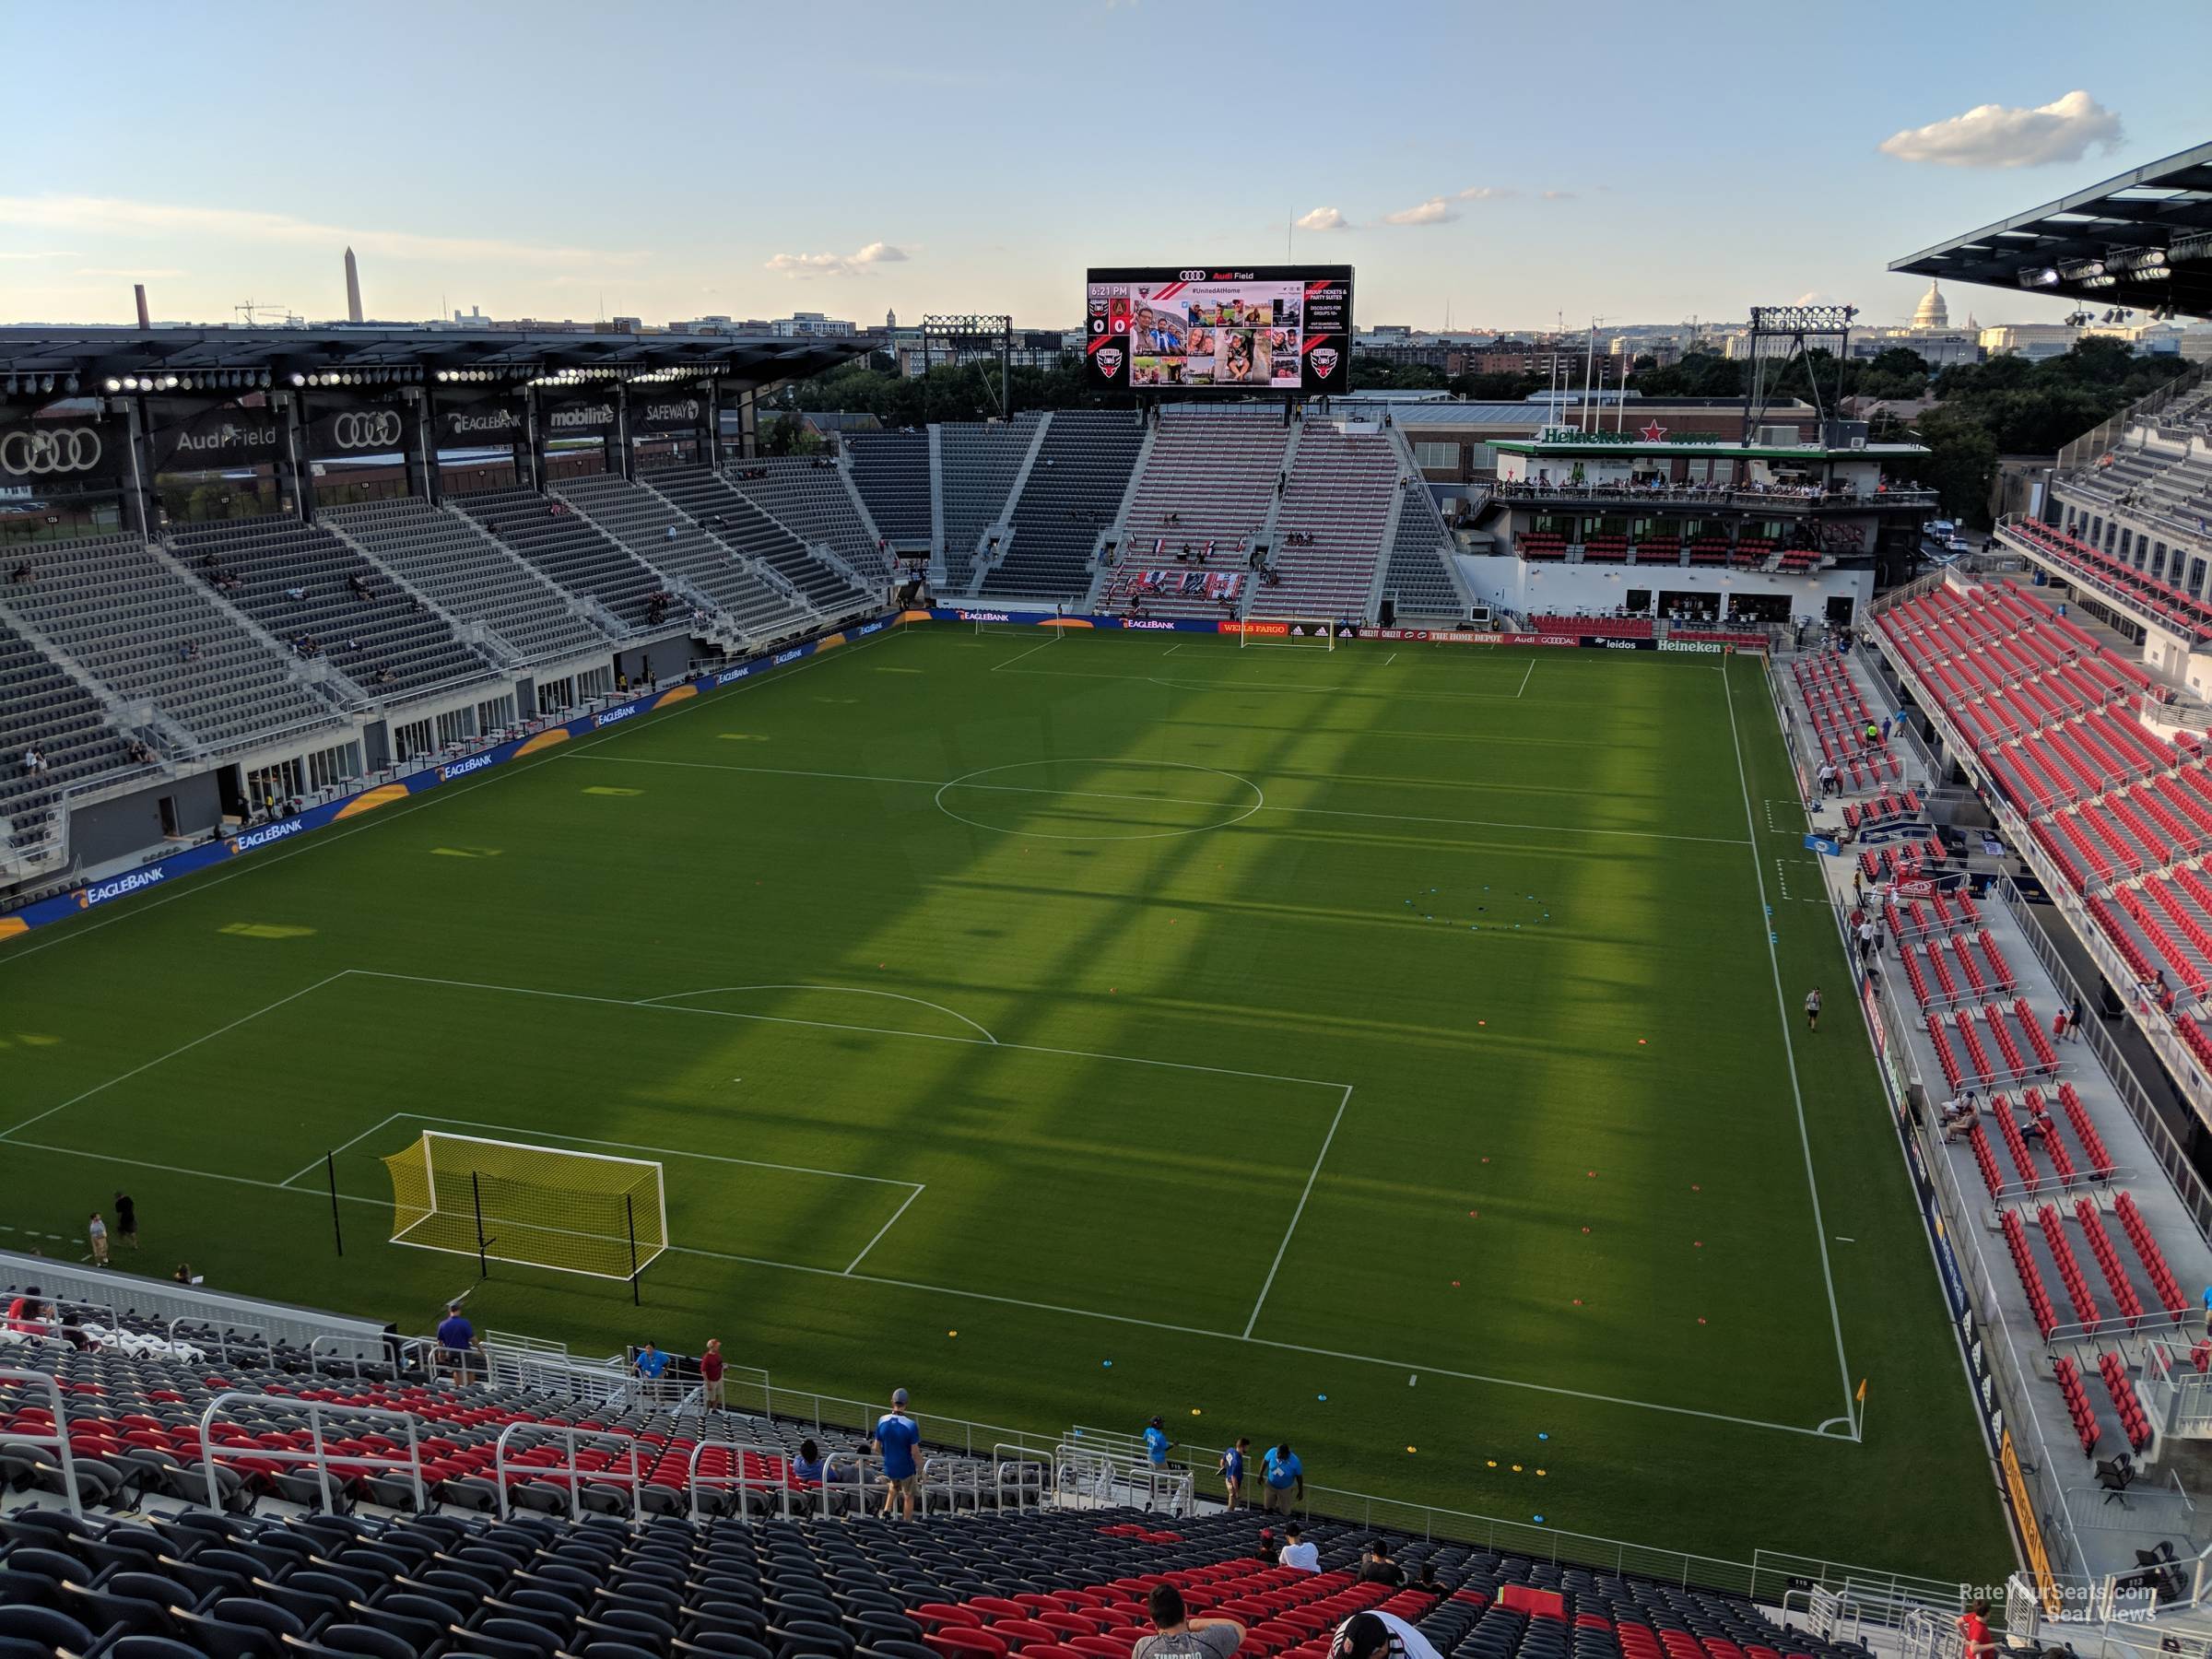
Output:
[
  {"xmin": 1385, "ymin": 653, "xmax": 1397, "ymax": 665},
  {"xmin": 1514, "ymin": 659, "xmax": 1536, "ymax": 699},
  {"xmin": 1816, "ymin": 1416, "xmax": 1860, "ymax": 1441},
  {"xmin": 1164, "ymin": 641, "xmax": 1186, "ymax": 657},
  {"xmin": 1834, "ymin": 1236, "xmax": 1856, "ymax": 1243},
  {"xmin": 990, "ymin": 637, "xmax": 1061, "ymax": 674},
  {"xmin": 935, "ymin": 759, "xmax": 1265, "ymax": 843},
  {"xmin": 1243, "ymin": 1084, "xmax": 1353, "ymax": 1338},
  {"xmin": 351, "ymin": 969, "xmax": 1355, "ymax": 1093},
  {"xmin": 0, "ymin": 626, "xmax": 905, "ymax": 974},
  {"xmin": 1774, "ymin": 859, "xmax": 1794, "ymax": 902},
  {"xmin": 640, "ymin": 983, "xmax": 1000, "ymax": 1044},
  {"xmin": 996, "ymin": 662, "xmax": 1545, "ymax": 702},
  {"xmin": 278, "ymin": 1110, "xmax": 406, "ymax": 1189},
  {"xmin": 2, "ymin": 1124, "xmax": 1841, "ymax": 1441},
  {"xmin": 1724, "ymin": 657, "xmax": 1858, "ymax": 1425},
  {"xmin": 0, "ymin": 971, "xmax": 355, "ymax": 1140},
  {"xmin": 845, "ymin": 1182, "xmax": 927, "ymax": 1275},
  {"xmin": 572, "ymin": 754, "xmax": 1749, "ymax": 848}
]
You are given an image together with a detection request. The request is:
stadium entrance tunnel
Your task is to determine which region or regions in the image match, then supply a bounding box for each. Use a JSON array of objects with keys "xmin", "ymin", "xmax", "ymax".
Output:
[{"xmin": 933, "ymin": 758, "xmax": 1264, "ymax": 841}]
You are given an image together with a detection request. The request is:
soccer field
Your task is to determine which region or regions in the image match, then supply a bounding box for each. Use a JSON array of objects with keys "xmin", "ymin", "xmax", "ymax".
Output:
[{"xmin": 0, "ymin": 622, "xmax": 2006, "ymax": 1576}]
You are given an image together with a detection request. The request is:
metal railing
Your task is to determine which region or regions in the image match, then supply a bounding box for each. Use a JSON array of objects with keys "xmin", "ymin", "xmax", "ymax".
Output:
[
  {"xmin": 685, "ymin": 1435, "xmax": 794, "ymax": 1522},
  {"xmin": 0, "ymin": 1365, "xmax": 79, "ymax": 1515},
  {"xmin": 199, "ymin": 1389, "xmax": 425, "ymax": 1515},
  {"xmin": 491, "ymin": 1419, "xmax": 647, "ymax": 1519}
]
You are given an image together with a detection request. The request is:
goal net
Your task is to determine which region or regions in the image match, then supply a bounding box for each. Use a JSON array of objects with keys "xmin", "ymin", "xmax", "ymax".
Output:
[
  {"xmin": 1244, "ymin": 620, "xmax": 1337, "ymax": 649},
  {"xmin": 381, "ymin": 1131, "xmax": 668, "ymax": 1283}
]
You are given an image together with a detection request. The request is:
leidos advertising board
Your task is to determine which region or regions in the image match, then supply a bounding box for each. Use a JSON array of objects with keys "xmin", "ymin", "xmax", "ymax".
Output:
[{"xmin": 1085, "ymin": 266, "xmax": 1352, "ymax": 395}]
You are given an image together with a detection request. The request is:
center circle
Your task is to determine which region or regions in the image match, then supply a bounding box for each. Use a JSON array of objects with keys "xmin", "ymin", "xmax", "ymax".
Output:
[{"xmin": 934, "ymin": 759, "xmax": 1265, "ymax": 841}]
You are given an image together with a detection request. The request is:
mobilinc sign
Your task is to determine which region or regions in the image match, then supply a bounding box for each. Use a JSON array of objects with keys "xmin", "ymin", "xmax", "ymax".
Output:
[{"xmin": 543, "ymin": 397, "xmax": 618, "ymax": 437}]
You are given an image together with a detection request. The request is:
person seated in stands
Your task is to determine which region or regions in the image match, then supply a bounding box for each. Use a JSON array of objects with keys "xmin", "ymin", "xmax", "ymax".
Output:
[
  {"xmin": 374, "ymin": 667, "xmax": 397, "ymax": 685},
  {"xmin": 791, "ymin": 1438, "xmax": 825, "ymax": 1484},
  {"xmin": 2020, "ymin": 1103, "xmax": 2058, "ymax": 1145},
  {"xmin": 1279, "ymin": 1521, "xmax": 1319, "ymax": 1571},
  {"xmin": 284, "ymin": 584, "xmax": 308, "ymax": 601},
  {"xmin": 8, "ymin": 561, "xmax": 30, "ymax": 583},
  {"xmin": 1133, "ymin": 1583, "xmax": 1244, "ymax": 1659},
  {"xmin": 1939, "ymin": 1090, "xmax": 1982, "ymax": 1142},
  {"xmin": 1359, "ymin": 1539, "xmax": 1405, "ymax": 1587}
]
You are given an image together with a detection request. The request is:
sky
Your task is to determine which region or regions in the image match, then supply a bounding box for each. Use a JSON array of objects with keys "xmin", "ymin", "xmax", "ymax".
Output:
[{"xmin": 4, "ymin": 0, "xmax": 2209, "ymax": 335}]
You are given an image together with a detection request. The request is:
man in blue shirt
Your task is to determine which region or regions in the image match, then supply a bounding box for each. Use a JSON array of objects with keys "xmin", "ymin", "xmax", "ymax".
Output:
[
  {"xmin": 1144, "ymin": 1417, "xmax": 1171, "ymax": 1466},
  {"xmin": 435, "ymin": 1301, "xmax": 477, "ymax": 1383},
  {"xmin": 874, "ymin": 1386, "xmax": 922, "ymax": 1520},
  {"xmin": 1219, "ymin": 1436, "xmax": 1250, "ymax": 1509},
  {"xmin": 1262, "ymin": 1441, "xmax": 1303, "ymax": 1513},
  {"xmin": 633, "ymin": 1341, "xmax": 670, "ymax": 1403}
]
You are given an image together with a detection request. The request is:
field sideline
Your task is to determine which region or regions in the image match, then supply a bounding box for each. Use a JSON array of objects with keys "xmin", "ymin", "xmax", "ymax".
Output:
[{"xmin": 0, "ymin": 623, "xmax": 2008, "ymax": 1575}]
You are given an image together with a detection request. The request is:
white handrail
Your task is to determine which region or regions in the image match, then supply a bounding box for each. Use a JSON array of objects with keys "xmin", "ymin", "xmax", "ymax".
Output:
[
  {"xmin": 491, "ymin": 1419, "xmax": 646, "ymax": 1518},
  {"xmin": 198, "ymin": 1389, "xmax": 425, "ymax": 1514},
  {"xmin": 0, "ymin": 1365, "xmax": 79, "ymax": 1516},
  {"xmin": 685, "ymin": 1436, "xmax": 792, "ymax": 1522}
]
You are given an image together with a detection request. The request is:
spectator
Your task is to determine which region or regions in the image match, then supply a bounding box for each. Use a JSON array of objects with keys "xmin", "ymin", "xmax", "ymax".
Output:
[
  {"xmin": 1955, "ymin": 1602, "xmax": 1996, "ymax": 1659},
  {"xmin": 873, "ymin": 1386, "xmax": 922, "ymax": 1521},
  {"xmin": 700, "ymin": 1336, "xmax": 726, "ymax": 1409},
  {"xmin": 1144, "ymin": 1416, "xmax": 1171, "ymax": 1466},
  {"xmin": 1261, "ymin": 1441, "xmax": 1303, "ymax": 1512},
  {"xmin": 1857, "ymin": 916, "xmax": 1878, "ymax": 968},
  {"xmin": 2066, "ymin": 994, "xmax": 2086, "ymax": 1041},
  {"xmin": 112, "ymin": 1191, "xmax": 136, "ymax": 1251},
  {"xmin": 436, "ymin": 1300, "xmax": 477, "ymax": 1382},
  {"xmin": 634, "ymin": 1340, "xmax": 671, "ymax": 1395},
  {"xmin": 87, "ymin": 1211, "xmax": 108, "ymax": 1267},
  {"xmin": 1359, "ymin": 1539, "xmax": 1405, "ymax": 1586},
  {"xmin": 171, "ymin": 1263, "xmax": 195, "ymax": 1285},
  {"xmin": 1132, "ymin": 1583, "xmax": 1244, "ymax": 1659},
  {"xmin": 1417, "ymin": 1563, "xmax": 1441, "ymax": 1595},
  {"xmin": 791, "ymin": 1437, "xmax": 825, "ymax": 1483},
  {"xmin": 1278, "ymin": 1521, "xmax": 1319, "ymax": 1571},
  {"xmin": 4, "ymin": 1286, "xmax": 47, "ymax": 1336},
  {"xmin": 1328, "ymin": 1612, "xmax": 1443, "ymax": 1659},
  {"xmin": 1804, "ymin": 986, "xmax": 1821, "ymax": 1033},
  {"xmin": 1219, "ymin": 1435, "xmax": 1250, "ymax": 1508}
]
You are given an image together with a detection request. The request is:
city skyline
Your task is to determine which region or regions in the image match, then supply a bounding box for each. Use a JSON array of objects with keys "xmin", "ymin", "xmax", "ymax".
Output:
[{"xmin": 5, "ymin": 0, "xmax": 2207, "ymax": 335}]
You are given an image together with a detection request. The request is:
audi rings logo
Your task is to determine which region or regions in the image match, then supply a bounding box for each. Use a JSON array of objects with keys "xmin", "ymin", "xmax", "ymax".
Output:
[
  {"xmin": 1177, "ymin": 269, "xmax": 1208, "ymax": 281},
  {"xmin": 330, "ymin": 411, "xmax": 403, "ymax": 450},
  {"xmin": 1, "ymin": 426, "xmax": 103, "ymax": 477}
]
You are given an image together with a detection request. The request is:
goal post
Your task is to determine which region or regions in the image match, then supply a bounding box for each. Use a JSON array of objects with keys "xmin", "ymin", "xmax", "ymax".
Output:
[
  {"xmin": 382, "ymin": 1131, "xmax": 668, "ymax": 1291},
  {"xmin": 1242, "ymin": 619, "xmax": 1336, "ymax": 649}
]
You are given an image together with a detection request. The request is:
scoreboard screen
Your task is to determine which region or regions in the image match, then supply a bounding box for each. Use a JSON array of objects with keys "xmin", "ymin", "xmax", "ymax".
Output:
[{"xmin": 1084, "ymin": 265, "xmax": 1353, "ymax": 395}]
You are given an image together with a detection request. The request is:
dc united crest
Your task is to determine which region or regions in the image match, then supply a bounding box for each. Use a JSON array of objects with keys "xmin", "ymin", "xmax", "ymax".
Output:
[
  {"xmin": 1310, "ymin": 347, "xmax": 1339, "ymax": 378},
  {"xmin": 1097, "ymin": 348, "xmax": 1123, "ymax": 378}
]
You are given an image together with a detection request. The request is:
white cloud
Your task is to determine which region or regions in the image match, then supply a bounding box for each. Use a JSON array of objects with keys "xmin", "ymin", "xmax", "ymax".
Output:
[
  {"xmin": 1295, "ymin": 206, "xmax": 1348, "ymax": 231},
  {"xmin": 1381, "ymin": 196, "xmax": 1456, "ymax": 227},
  {"xmin": 766, "ymin": 241, "xmax": 913, "ymax": 278},
  {"xmin": 0, "ymin": 194, "xmax": 640, "ymax": 266},
  {"xmin": 1878, "ymin": 89, "xmax": 2124, "ymax": 169},
  {"xmin": 77, "ymin": 266, "xmax": 184, "ymax": 278},
  {"xmin": 1541, "ymin": 189, "xmax": 1575, "ymax": 201},
  {"xmin": 0, "ymin": 249, "xmax": 78, "ymax": 261},
  {"xmin": 1455, "ymin": 186, "xmax": 1515, "ymax": 201}
]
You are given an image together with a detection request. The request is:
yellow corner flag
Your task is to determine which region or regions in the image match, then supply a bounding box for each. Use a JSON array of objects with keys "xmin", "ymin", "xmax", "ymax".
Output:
[{"xmin": 1856, "ymin": 1378, "xmax": 1868, "ymax": 1403}]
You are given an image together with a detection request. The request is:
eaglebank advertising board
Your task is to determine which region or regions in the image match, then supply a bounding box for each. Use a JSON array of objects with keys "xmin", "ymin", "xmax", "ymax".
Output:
[{"xmin": 0, "ymin": 615, "xmax": 896, "ymax": 947}]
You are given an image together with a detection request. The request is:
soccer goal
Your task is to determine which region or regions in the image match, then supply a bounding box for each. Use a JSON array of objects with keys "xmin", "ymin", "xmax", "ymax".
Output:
[
  {"xmin": 381, "ymin": 1130, "xmax": 668, "ymax": 1295},
  {"xmin": 973, "ymin": 617, "xmax": 1062, "ymax": 641},
  {"xmin": 1242, "ymin": 619, "xmax": 1336, "ymax": 649}
]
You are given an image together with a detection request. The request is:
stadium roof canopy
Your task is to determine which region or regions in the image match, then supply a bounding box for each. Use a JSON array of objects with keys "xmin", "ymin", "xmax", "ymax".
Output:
[
  {"xmin": 1889, "ymin": 140, "xmax": 2212, "ymax": 321},
  {"xmin": 0, "ymin": 326, "xmax": 866, "ymax": 399}
]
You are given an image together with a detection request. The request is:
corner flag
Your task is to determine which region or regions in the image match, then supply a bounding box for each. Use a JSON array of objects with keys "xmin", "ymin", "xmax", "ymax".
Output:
[{"xmin": 1856, "ymin": 1378, "xmax": 1868, "ymax": 1403}]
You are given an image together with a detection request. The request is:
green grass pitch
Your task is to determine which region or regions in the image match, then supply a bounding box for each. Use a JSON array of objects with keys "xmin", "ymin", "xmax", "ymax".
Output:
[{"xmin": 0, "ymin": 622, "xmax": 2007, "ymax": 1577}]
